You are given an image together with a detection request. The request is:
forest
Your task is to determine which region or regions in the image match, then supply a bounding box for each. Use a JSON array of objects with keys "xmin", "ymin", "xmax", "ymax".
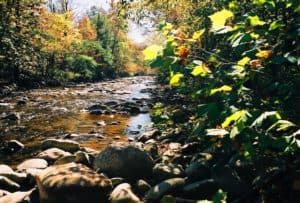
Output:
[{"xmin": 0, "ymin": 0, "xmax": 299, "ymax": 203}]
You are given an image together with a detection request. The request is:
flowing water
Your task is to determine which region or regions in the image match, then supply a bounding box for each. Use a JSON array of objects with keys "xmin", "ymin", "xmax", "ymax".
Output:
[{"xmin": 0, "ymin": 76, "xmax": 156, "ymax": 167}]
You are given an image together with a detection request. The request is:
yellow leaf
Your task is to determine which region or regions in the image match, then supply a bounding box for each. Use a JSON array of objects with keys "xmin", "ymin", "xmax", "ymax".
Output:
[
  {"xmin": 248, "ymin": 16, "xmax": 266, "ymax": 26},
  {"xmin": 210, "ymin": 85, "xmax": 233, "ymax": 95},
  {"xmin": 170, "ymin": 73, "xmax": 184, "ymax": 86},
  {"xmin": 192, "ymin": 29, "xmax": 205, "ymax": 40},
  {"xmin": 250, "ymin": 32, "xmax": 260, "ymax": 39},
  {"xmin": 191, "ymin": 64, "xmax": 211, "ymax": 77},
  {"xmin": 222, "ymin": 110, "xmax": 247, "ymax": 128},
  {"xmin": 143, "ymin": 45, "xmax": 162, "ymax": 61},
  {"xmin": 256, "ymin": 50, "xmax": 272, "ymax": 59},
  {"xmin": 235, "ymin": 57, "xmax": 250, "ymax": 70},
  {"xmin": 209, "ymin": 9, "xmax": 234, "ymax": 31}
]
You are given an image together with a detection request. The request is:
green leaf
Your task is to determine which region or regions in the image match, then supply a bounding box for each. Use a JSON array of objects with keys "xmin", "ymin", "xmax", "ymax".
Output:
[
  {"xmin": 209, "ymin": 9, "xmax": 234, "ymax": 31},
  {"xmin": 251, "ymin": 111, "xmax": 281, "ymax": 128},
  {"xmin": 212, "ymin": 189, "xmax": 227, "ymax": 203},
  {"xmin": 248, "ymin": 16, "xmax": 266, "ymax": 26},
  {"xmin": 267, "ymin": 120, "xmax": 296, "ymax": 132},
  {"xmin": 143, "ymin": 45, "xmax": 163, "ymax": 61},
  {"xmin": 222, "ymin": 110, "xmax": 248, "ymax": 128},
  {"xmin": 269, "ymin": 21, "xmax": 285, "ymax": 31},
  {"xmin": 170, "ymin": 73, "xmax": 184, "ymax": 86},
  {"xmin": 210, "ymin": 85, "xmax": 233, "ymax": 95}
]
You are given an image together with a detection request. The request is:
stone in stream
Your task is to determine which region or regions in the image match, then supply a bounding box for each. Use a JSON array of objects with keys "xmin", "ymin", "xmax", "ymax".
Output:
[
  {"xmin": 0, "ymin": 189, "xmax": 11, "ymax": 198},
  {"xmin": 36, "ymin": 163, "xmax": 112, "ymax": 203},
  {"xmin": 41, "ymin": 139, "xmax": 80, "ymax": 152},
  {"xmin": 183, "ymin": 179, "xmax": 219, "ymax": 199},
  {"xmin": 17, "ymin": 159, "xmax": 48, "ymax": 172},
  {"xmin": 0, "ymin": 188, "xmax": 36, "ymax": 203},
  {"xmin": 145, "ymin": 178, "xmax": 186, "ymax": 202},
  {"xmin": 0, "ymin": 165, "xmax": 27, "ymax": 185},
  {"xmin": 93, "ymin": 142, "xmax": 154, "ymax": 179},
  {"xmin": 37, "ymin": 148, "xmax": 71, "ymax": 162},
  {"xmin": 136, "ymin": 179, "xmax": 151, "ymax": 195},
  {"xmin": 136, "ymin": 129, "xmax": 161, "ymax": 142},
  {"xmin": 0, "ymin": 176, "xmax": 20, "ymax": 192},
  {"xmin": 110, "ymin": 183, "xmax": 141, "ymax": 203},
  {"xmin": 153, "ymin": 163, "xmax": 185, "ymax": 181}
]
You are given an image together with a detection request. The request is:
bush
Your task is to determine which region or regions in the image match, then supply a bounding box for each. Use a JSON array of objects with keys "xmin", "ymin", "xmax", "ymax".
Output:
[{"xmin": 68, "ymin": 55, "xmax": 98, "ymax": 81}]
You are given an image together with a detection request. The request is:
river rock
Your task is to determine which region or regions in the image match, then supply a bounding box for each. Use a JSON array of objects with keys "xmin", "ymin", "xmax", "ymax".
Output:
[
  {"xmin": 183, "ymin": 179, "xmax": 219, "ymax": 199},
  {"xmin": 93, "ymin": 143, "xmax": 153, "ymax": 179},
  {"xmin": 0, "ymin": 189, "xmax": 11, "ymax": 198},
  {"xmin": 17, "ymin": 158, "xmax": 48, "ymax": 172},
  {"xmin": 185, "ymin": 161, "xmax": 210, "ymax": 181},
  {"xmin": 37, "ymin": 148, "xmax": 71, "ymax": 162},
  {"xmin": 41, "ymin": 139, "xmax": 80, "ymax": 152},
  {"xmin": 110, "ymin": 183, "xmax": 141, "ymax": 203},
  {"xmin": 136, "ymin": 129, "xmax": 160, "ymax": 142},
  {"xmin": 153, "ymin": 163, "xmax": 184, "ymax": 180},
  {"xmin": 75, "ymin": 151, "xmax": 91, "ymax": 166},
  {"xmin": 0, "ymin": 176, "xmax": 20, "ymax": 191},
  {"xmin": 0, "ymin": 189, "xmax": 35, "ymax": 203},
  {"xmin": 136, "ymin": 179, "xmax": 151, "ymax": 195},
  {"xmin": 54, "ymin": 155, "xmax": 76, "ymax": 165},
  {"xmin": 36, "ymin": 163, "xmax": 112, "ymax": 203},
  {"xmin": 145, "ymin": 178, "xmax": 186, "ymax": 202}
]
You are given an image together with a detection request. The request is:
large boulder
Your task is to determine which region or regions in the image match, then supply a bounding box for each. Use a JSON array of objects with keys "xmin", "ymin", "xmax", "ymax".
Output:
[
  {"xmin": 36, "ymin": 163, "xmax": 112, "ymax": 203},
  {"xmin": 41, "ymin": 139, "xmax": 80, "ymax": 152},
  {"xmin": 93, "ymin": 143, "xmax": 153, "ymax": 179},
  {"xmin": 110, "ymin": 183, "xmax": 141, "ymax": 203}
]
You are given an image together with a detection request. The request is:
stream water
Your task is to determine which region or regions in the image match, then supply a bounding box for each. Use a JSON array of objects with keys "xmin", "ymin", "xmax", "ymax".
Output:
[{"xmin": 0, "ymin": 76, "xmax": 156, "ymax": 167}]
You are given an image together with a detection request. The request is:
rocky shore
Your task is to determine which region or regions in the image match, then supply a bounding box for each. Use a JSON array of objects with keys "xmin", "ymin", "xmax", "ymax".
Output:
[{"xmin": 1, "ymin": 77, "xmax": 299, "ymax": 203}]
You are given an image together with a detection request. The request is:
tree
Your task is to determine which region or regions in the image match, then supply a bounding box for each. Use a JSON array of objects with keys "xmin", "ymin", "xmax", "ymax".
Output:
[{"xmin": 78, "ymin": 16, "xmax": 97, "ymax": 40}]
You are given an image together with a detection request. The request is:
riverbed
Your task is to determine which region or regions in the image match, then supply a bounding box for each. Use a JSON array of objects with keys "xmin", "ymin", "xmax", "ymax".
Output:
[{"xmin": 0, "ymin": 76, "xmax": 156, "ymax": 166}]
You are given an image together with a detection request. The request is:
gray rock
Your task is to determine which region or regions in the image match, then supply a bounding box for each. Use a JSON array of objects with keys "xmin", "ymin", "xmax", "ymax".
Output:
[
  {"xmin": 183, "ymin": 179, "xmax": 219, "ymax": 199},
  {"xmin": 75, "ymin": 151, "xmax": 91, "ymax": 166},
  {"xmin": 0, "ymin": 189, "xmax": 35, "ymax": 203},
  {"xmin": 143, "ymin": 143, "xmax": 158, "ymax": 159},
  {"xmin": 145, "ymin": 178, "xmax": 186, "ymax": 202},
  {"xmin": 17, "ymin": 158, "xmax": 48, "ymax": 172},
  {"xmin": 37, "ymin": 148, "xmax": 71, "ymax": 162},
  {"xmin": 0, "ymin": 176, "xmax": 20, "ymax": 191},
  {"xmin": 185, "ymin": 161, "xmax": 210, "ymax": 180},
  {"xmin": 110, "ymin": 183, "xmax": 141, "ymax": 203},
  {"xmin": 36, "ymin": 163, "xmax": 112, "ymax": 203},
  {"xmin": 136, "ymin": 129, "xmax": 160, "ymax": 142},
  {"xmin": 153, "ymin": 163, "xmax": 184, "ymax": 180},
  {"xmin": 41, "ymin": 139, "xmax": 80, "ymax": 152},
  {"xmin": 93, "ymin": 143, "xmax": 153, "ymax": 179}
]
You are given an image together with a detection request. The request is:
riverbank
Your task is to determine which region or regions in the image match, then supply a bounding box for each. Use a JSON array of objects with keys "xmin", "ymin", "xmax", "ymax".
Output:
[{"xmin": 0, "ymin": 78, "xmax": 299, "ymax": 203}]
